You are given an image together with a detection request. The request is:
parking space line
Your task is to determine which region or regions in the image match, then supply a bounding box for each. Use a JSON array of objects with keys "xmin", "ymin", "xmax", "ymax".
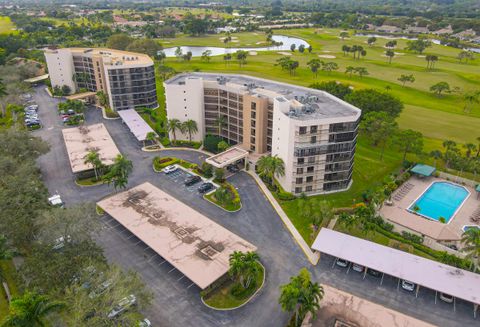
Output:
[
  {"xmin": 168, "ymin": 267, "xmax": 176, "ymax": 273},
  {"xmin": 177, "ymin": 275, "xmax": 185, "ymax": 281},
  {"xmin": 186, "ymin": 282, "xmax": 195, "ymax": 289},
  {"xmin": 126, "ymin": 234, "xmax": 136, "ymax": 240},
  {"xmin": 143, "ymin": 246, "xmax": 150, "ymax": 251},
  {"xmin": 147, "ymin": 254, "xmax": 158, "ymax": 262}
]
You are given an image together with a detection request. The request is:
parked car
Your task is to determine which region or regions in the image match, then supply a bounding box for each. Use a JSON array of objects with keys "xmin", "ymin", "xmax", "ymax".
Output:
[
  {"xmin": 88, "ymin": 279, "xmax": 113, "ymax": 299},
  {"xmin": 185, "ymin": 175, "xmax": 201, "ymax": 186},
  {"xmin": 439, "ymin": 293, "xmax": 454, "ymax": 303},
  {"xmin": 352, "ymin": 263, "xmax": 364, "ymax": 273},
  {"xmin": 25, "ymin": 104, "xmax": 38, "ymax": 111},
  {"xmin": 335, "ymin": 258, "xmax": 349, "ymax": 268},
  {"xmin": 198, "ymin": 182, "xmax": 214, "ymax": 194},
  {"xmin": 163, "ymin": 165, "xmax": 178, "ymax": 174},
  {"xmin": 107, "ymin": 294, "xmax": 137, "ymax": 318},
  {"xmin": 227, "ymin": 165, "xmax": 239, "ymax": 173},
  {"xmin": 367, "ymin": 269, "xmax": 382, "ymax": 278},
  {"xmin": 26, "ymin": 121, "xmax": 41, "ymax": 128},
  {"xmin": 48, "ymin": 194, "xmax": 64, "ymax": 207},
  {"xmin": 52, "ymin": 235, "xmax": 71, "ymax": 251},
  {"xmin": 138, "ymin": 318, "xmax": 151, "ymax": 327},
  {"xmin": 67, "ymin": 109, "xmax": 76, "ymax": 115},
  {"xmin": 401, "ymin": 280, "xmax": 415, "ymax": 292}
]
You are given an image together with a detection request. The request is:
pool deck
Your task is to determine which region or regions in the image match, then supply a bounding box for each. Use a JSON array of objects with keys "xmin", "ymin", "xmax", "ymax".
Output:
[{"xmin": 380, "ymin": 176, "xmax": 479, "ymax": 242}]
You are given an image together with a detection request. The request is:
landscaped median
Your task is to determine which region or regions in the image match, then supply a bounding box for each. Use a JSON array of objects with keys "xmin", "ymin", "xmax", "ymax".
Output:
[
  {"xmin": 152, "ymin": 156, "xmax": 198, "ymax": 172},
  {"xmin": 201, "ymin": 261, "xmax": 265, "ymax": 310},
  {"xmin": 75, "ymin": 176, "xmax": 105, "ymax": 187},
  {"xmin": 204, "ymin": 183, "xmax": 242, "ymax": 212}
]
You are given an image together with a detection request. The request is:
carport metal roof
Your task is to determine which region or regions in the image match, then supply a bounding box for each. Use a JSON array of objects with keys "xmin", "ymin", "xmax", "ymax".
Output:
[
  {"xmin": 205, "ymin": 147, "xmax": 249, "ymax": 168},
  {"xmin": 117, "ymin": 109, "xmax": 155, "ymax": 142},
  {"xmin": 312, "ymin": 228, "xmax": 480, "ymax": 306},
  {"xmin": 97, "ymin": 182, "xmax": 257, "ymax": 290}
]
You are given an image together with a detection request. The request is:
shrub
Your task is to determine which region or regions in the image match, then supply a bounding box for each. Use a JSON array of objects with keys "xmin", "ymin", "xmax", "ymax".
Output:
[
  {"xmin": 160, "ymin": 137, "xmax": 171, "ymax": 146},
  {"xmin": 202, "ymin": 162, "xmax": 213, "ymax": 178},
  {"xmin": 401, "ymin": 231, "xmax": 424, "ymax": 243},
  {"xmin": 204, "ymin": 134, "xmax": 224, "ymax": 153},
  {"xmin": 153, "ymin": 156, "xmax": 179, "ymax": 170},
  {"xmin": 214, "ymin": 168, "xmax": 225, "ymax": 182},
  {"xmin": 277, "ymin": 191, "xmax": 296, "ymax": 201},
  {"xmin": 170, "ymin": 139, "xmax": 202, "ymax": 149}
]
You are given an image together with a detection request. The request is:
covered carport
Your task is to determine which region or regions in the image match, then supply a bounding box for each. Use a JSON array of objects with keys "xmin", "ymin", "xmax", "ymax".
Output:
[
  {"xmin": 117, "ymin": 109, "xmax": 156, "ymax": 143},
  {"xmin": 312, "ymin": 228, "xmax": 480, "ymax": 317}
]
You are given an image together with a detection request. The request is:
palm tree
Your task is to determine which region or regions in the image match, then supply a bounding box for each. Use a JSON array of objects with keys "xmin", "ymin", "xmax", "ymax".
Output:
[
  {"xmin": 307, "ymin": 59, "xmax": 322, "ymax": 78},
  {"xmin": 345, "ymin": 66, "xmax": 355, "ymax": 78},
  {"xmin": 279, "ymin": 268, "xmax": 324, "ymax": 327},
  {"xmin": 463, "ymin": 92, "xmax": 479, "ymax": 113},
  {"xmin": 182, "ymin": 119, "xmax": 198, "ymax": 141},
  {"xmin": 146, "ymin": 131, "xmax": 157, "ymax": 145},
  {"xmin": 96, "ymin": 91, "xmax": 109, "ymax": 108},
  {"xmin": 103, "ymin": 154, "xmax": 133, "ymax": 191},
  {"xmin": 256, "ymin": 155, "xmax": 285, "ymax": 187},
  {"xmin": 83, "ymin": 150, "xmax": 102, "ymax": 181},
  {"xmin": 167, "ymin": 118, "xmax": 183, "ymax": 144},
  {"xmin": 429, "ymin": 150, "xmax": 442, "ymax": 168},
  {"xmin": 215, "ymin": 115, "xmax": 227, "ymax": 136},
  {"xmin": 0, "ymin": 78, "xmax": 8, "ymax": 117},
  {"xmin": 461, "ymin": 228, "xmax": 480, "ymax": 270},
  {"xmin": 1, "ymin": 292, "xmax": 65, "ymax": 327},
  {"xmin": 228, "ymin": 251, "xmax": 260, "ymax": 289},
  {"xmin": 385, "ymin": 49, "xmax": 395, "ymax": 64},
  {"xmin": 463, "ymin": 143, "xmax": 477, "ymax": 158}
]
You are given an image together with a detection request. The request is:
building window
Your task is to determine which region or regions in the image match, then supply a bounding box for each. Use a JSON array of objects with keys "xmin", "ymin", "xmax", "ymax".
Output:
[
  {"xmin": 251, "ymin": 112, "xmax": 256, "ymax": 119},
  {"xmin": 306, "ymin": 186, "xmax": 313, "ymax": 192},
  {"xmin": 250, "ymin": 145, "xmax": 255, "ymax": 151},
  {"xmin": 306, "ymin": 176, "xmax": 313, "ymax": 183},
  {"xmin": 297, "ymin": 158, "xmax": 304, "ymax": 164},
  {"xmin": 296, "ymin": 177, "xmax": 303, "ymax": 184},
  {"xmin": 311, "ymin": 136, "xmax": 317, "ymax": 144},
  {"xmin": 307, "ymin": 166, "xmax": 314, "ymax": 173},
  {"xmin": 308, "ymin": 156, "xmax": 315, "ymax": 163},
  {"xmin": 299, "ymin": 126, "xmax": 307, "ymax": 135},
  {"xmin": 251, "ymin": 102, "xmax": 256, "ymax": 110},
  {"xmin": 297, "ymin": 168, "xmax": 303, "ymax": 174},
  {"xmin": 310, "ymin": 126, "xmax": 318, "ymax": 133},
  {"xmin": 295, "ymin": 187, "xmax": 302, "ymax": 194}
]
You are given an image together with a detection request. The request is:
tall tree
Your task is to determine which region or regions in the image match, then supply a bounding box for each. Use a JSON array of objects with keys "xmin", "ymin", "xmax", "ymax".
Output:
[
  {"xmin": 307, "ymin": 59, "xmax": 322, "ymax": 78},
  {"xmin": 385, "ymin": 49, "xmax": 395, "ymax": 64},
  {"xmin": 429, "ymin": 150, "xmax": 442, "ymax": 168},
  {"xmin": 182, "ymin": 119, "xmax": 198, "ymax": 141},
  {"xmin": 83, "ymin": 150, "xmax": 103, "ymax": 181},
  {"xmin": 397, "ymin": 74, "xmax": 415, "ymax": 87},
  {"xmin": 360, "ymin": 112, "xmax": 398, "ymax": 160},
  {"xmin": 394, "ymin": 129, "xmax": 424, "ymax": 162},
  {"xmin": 461, "ymin": 228, "xmax": 480, "ymax": 270},
  {"xmin": 235, "ymin": 50, "xmax": 248, "ymax": 67},
  {"xmin": 463, "ymin": 91, "xmax": 480, "ymax": 113},
  {"xmin": 430, "ymin": 82, "xmax": 450, "ymax": 97},
  {"xmin": 279, "ymin": 268, "xmax": 324, "ymax": 327},
  {"xmin": 106, "ymin": 33, "xmax": 132, "ymax": 50},
  {"xmin": 339, "ymin": 31, "xmax": 349, "ymax": 40},
  {"xmin": 103, "ymin": 154, "xmax": 133, "ymax": 191},
  {"xmin": 201, "ymin": 50, "xmax": 212, "ymax": 62},
  {"xmin": 367, "ymin": 36, "xmax": 377, "ymax": 46},
  {"xmin": 345, "ymin": 89, "xmax": 403, "ymax": 118},
  {"xmin": 167, "ymin": 118, "xmax": 183, "ymax": 143},
  {"xmin": 215, "ymin": 115, "xmax": 227, "ymax": 136},
  {"xmin": 257, "ymin": 155, "xmax": 285, "ymax": 187},
  {"xmin": 1, "ymin": 292, "xmax": 65, "ymax": 327},
  {"xmin": 228, "ymin": 251, "xmax": 260, "ymax": 289}
]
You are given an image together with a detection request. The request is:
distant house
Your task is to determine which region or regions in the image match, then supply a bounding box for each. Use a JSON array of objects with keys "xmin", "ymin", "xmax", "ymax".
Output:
[
  {"xmin": 406, "ymin": 26, "xmax": 429, "ymax": 34},
  {"xmin": 215, "ymin": 26, "xmax": 237, "ymax": 33},
  {"xmin": 452, "ymin": 29, "xmax": 477, "ymax": 41},
  {"xmin": 375, "ymin": 25, "xmax": 402, "ymax": 34},
  {"xmin": 432, "ymin": 25, "xmax": 453, "ymax": 35},
  {"xmin": 472, "ymin": 36, "xmax": 480, "ymax": 44}
]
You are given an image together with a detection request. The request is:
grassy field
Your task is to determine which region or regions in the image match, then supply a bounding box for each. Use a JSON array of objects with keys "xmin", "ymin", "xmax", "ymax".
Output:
[
  {"xmin": 161, "ymin": 27, "xmax": 480, "ymax": 147},
  {"xmin": 161, "ymin": 31, "xmax": 270, "ymax": 48},
  {"xmin": 0, "ymin": 16, "xmax": 17, "ymax": 34},
  {"xmin": 0, "ymin": 260, "xmax": 20, "ymax": 317}
]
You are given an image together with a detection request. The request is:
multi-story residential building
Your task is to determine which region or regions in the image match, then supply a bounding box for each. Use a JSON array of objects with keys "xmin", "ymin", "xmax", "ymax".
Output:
[
  {"xmin": 164, "ymin": 73, "xmax": 361, "ymax": 195},
  {"xmin": 44, "ymin": 48, "xmax": 158, "ymax": 111}
]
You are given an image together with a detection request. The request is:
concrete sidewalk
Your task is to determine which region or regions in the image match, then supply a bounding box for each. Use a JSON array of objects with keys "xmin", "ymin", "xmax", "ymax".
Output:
[{"xmin": 247, "ymin": 171, "xmax": 320, "ymax": 265}]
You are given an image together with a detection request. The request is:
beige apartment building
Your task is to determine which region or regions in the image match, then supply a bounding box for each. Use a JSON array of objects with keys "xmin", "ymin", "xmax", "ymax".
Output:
[
  {"xmin": 44, "ymin": 48, "xmax": 158, "ymax": 111},
  {"xmin": 165, "ymin": 73, "xmax": 361, "ymax": 195}
]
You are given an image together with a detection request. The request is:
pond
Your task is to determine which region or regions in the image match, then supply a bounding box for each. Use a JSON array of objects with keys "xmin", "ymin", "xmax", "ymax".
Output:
[{"xmin": 161, "ymin": 35, "xmax": 310, "ymax": 57}]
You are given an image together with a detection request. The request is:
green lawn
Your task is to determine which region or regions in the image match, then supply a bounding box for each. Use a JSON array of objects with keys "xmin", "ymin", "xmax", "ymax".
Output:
[
  {"xmin": 161, "ymin": 27, "xmax": 480, "ymax": 146},
  {"xmin": 0, "ymin": 260, "xmax": 20, "ymax": 317},
  {"xmin": 161, "ymin": 31, "xmax": 270, "ymax": 48},
  {"xmin": 202, "ymin": 262, "xmax": 264, "ymax": 309},
  {"xmin": 0, "ymin": 16, "xmax": 17, "ymax": 34}
]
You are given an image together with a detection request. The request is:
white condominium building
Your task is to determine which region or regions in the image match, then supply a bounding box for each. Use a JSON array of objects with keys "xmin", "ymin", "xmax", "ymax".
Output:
[
  {"xmin": 44, "ymin": 48, "xmax": 158, "ymax": 111},
  {"xmin": 164, "ymin": 73, "xmax": 361, "ymax": 195}
]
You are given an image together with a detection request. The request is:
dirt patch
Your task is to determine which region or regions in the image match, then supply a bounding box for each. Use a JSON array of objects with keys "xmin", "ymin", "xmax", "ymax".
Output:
[
  {"xmin": 277, "ymin": 51, "xmax": 292, "ymax": 56},
  {"xmin": 249, "ymin": 51, "xmax": 257, "ymax": 55},
  {"xmin": 318, "ymin": 55, "xmax": 336, "ymax": 59}
]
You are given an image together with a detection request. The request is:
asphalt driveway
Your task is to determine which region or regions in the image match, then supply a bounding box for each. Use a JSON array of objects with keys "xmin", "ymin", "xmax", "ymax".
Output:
[{"xmin": 32, "ymin": 86, "xmax": 477, "ymax": 327}]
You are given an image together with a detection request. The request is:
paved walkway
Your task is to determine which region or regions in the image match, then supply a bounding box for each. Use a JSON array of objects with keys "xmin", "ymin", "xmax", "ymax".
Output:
[{"xmin": 247, "ymin": 171, "xmax": 320, "ymax": 265}]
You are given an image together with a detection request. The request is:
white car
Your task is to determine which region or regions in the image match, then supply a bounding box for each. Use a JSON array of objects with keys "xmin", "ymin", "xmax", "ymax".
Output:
[
  {"xmin": 88, "ymin": 279, "xmax": 112, "ymax": 299},
  {"xmin": 352, "ymin": 263, "xmax": 364, "ymax": 273},
  {"xmin": 139, "ymin": 318, "xmax": 151, "ymax": 327},
  {"xmin": 439, "ymin": 293, "xmax": 454, "ymax": 303},
  {"xmin": 48, "ymin": 194, "xmax": 64, "ymax": 207},
  {"xmin": 336, "ymin": 258, "xmax": 349, "ymax": 268},
  {"xmin": 163, "ymin": 165, "xmax": 178, "ymax": 174},
  {"xmin": 108, "ymin": 294, "xmax": 137, "ymax": 318},
  {"xmin": 401, "ymin": 280, "xmax": 415, "ymax": 292}
]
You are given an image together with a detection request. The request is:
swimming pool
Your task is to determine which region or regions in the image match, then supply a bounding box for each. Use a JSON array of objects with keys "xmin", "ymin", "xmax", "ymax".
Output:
[{"xmin": 408, "ymin": 182, "xmax": 469, "ymax": 223}]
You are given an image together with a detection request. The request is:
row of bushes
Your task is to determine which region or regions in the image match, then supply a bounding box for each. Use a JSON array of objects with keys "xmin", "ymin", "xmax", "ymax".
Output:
[
  {"xmin": 153, "ymin": 157, "xmax": 179, "ymax": 171},
  {"xmin": 170, "ymin": 139, "xmax": 202, "ymax": 149},
  {"xmin": 373, "ymin": 224, "xmax": 473, "ymax": 271}
]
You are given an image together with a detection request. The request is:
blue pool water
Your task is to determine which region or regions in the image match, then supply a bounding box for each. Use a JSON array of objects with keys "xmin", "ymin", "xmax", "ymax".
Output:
[{"xmin": 409, "ymin": 182, "xmax": 469, "ymax": 223}]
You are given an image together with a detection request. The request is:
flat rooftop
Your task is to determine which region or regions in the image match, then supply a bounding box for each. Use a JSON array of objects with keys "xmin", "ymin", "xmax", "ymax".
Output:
[
  {"xmin": 165, "ymin": 73, "xmax": 361, "ymax": 120},
  {"xmin": 62, "ymin": 123, "xmax": 121, "ymax": 173},
  {"xmin": 46, "ymin": 47, "xmax": 153, "ymax": 66},
  {"xmin": 312, "ymin": 228, "xmax": 480, "ymax": 306},
  {"xmin": 117, "ymin": 109, "xmax": 155, "ymax": 142},
  {"xmin": 206, "ymin": 147, "xmax": 249, "ymax": 168},
  {"xmin": 96, "ymin": 182, "xmax": 257, "ymax": 289}
]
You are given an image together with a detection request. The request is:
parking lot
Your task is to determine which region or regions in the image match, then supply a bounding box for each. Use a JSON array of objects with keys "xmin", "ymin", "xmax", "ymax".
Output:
[
  {"xmin": 163, "ymin": 167, "xmax": 217, "ymax": 195},
  {"xmin": 31, "ymin": 85, "xmax": 479, "ymax": 327}
]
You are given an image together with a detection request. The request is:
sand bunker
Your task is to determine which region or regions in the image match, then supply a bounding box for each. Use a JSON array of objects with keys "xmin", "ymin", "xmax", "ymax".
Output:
[
  {"xmin": 318, "ymin": 55, "xmax": 336, "ymax": 59},
  {"xmin": 249, "ymin": 51, "xmax": 257, "ymax": 56},
  {"xmin": 277, "ymin": 52, "xmax": 292, "ymax": 56},
  {"xmin": 322, "ymin": 50, "xmax": 332, "ymax": 53}
]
